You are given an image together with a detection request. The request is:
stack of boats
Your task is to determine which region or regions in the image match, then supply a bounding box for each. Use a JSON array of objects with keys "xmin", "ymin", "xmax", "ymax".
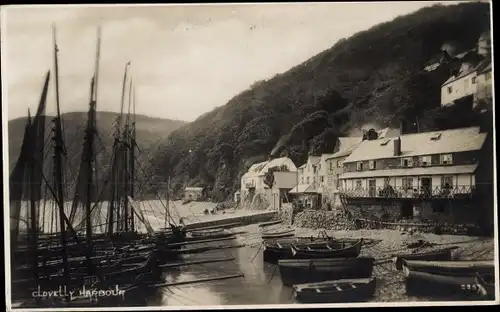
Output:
[
  {"xmin": 260, "ymin": 227, "xmax": 377, "ymax": 303},
  {"xmin": 393, "ymin": 247, "xmax": 496, "ymax": 300}
]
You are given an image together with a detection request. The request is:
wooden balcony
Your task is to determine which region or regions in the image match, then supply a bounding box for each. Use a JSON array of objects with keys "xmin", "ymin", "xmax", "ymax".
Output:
[{"xmin": 339, "ymin": 185, "xmax": 475, "ymax": 201}]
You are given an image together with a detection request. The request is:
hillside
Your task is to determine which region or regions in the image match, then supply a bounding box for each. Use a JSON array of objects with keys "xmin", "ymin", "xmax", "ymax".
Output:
[
  {"xmin": 147, "ymin": 2, "xmax": 492, "ymax": 198},
  {"xmin": 8, "ymin": 111, "xmax": 186, "ymax": 195}
]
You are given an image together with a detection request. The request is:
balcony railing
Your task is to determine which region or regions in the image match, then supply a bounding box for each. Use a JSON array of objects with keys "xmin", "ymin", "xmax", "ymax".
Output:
[{"xmin": 339, "ymin": 185, "xmax": 475, "ymax": 200}]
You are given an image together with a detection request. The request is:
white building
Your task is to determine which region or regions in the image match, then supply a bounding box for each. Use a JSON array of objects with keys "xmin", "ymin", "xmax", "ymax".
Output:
[{"xmin": 240, "ymin": 157, "xmax": 297, "ymax": 205}]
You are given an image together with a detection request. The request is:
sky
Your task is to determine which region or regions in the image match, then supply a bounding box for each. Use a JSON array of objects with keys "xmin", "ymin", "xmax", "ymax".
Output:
[{"xmin": 2, "ymin": 2, "xmax": 463, "ymax": 122}]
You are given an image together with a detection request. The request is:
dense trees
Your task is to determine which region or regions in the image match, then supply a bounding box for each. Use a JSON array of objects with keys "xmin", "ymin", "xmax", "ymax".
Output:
[{"xmin": 147, "ymin": 3, "xmax": 490, "ymax": 198}]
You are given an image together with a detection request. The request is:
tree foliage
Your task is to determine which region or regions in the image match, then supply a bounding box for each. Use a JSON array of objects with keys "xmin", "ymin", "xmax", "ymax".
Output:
[{"xmin": 147, "ymin": 3, "xmax": 491, "ymax": 198}]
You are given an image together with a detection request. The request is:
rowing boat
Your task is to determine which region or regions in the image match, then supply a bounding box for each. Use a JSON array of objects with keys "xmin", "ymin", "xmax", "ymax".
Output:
[
  {"xmin": 290, "ymin": 239, "xmax": 363, "ymax": 259},
  {"xmin": 262, "ymin": 237, "xmax": 336, "ymax": 263},
  {"xmin": 261, "ymin": 229, "xmax": 295, "ymax": 240},
  {"xmin": 403, "ymin": 262, "xmax": 485, "ymax": 299},
  {"xmin": 278, "ymin": 257, "xmax": 375, "ymax": 286},
  {"xmin": 475, "ymin": 272, "xmax": 495, "ymax": 300},
  {"xmin": 392, "ymin": 247, "xmax": 458, "ymax": 270},
  {"xmin": 402, "ymin": 259, "xmax": 495, "ymax": 276},
  {"xmin": 293, "ymin": 277, "xmax": 377, "ymax": 303}
]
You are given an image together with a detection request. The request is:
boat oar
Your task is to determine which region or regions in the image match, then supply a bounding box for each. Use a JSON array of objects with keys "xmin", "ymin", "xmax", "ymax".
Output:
[
  {"xmin": 250, "ymin": 243, "xmax": 263, "ymax": 262},
  {"xmin": 267, "ymin": 264, "xmax": 279, "ymax": 284}
]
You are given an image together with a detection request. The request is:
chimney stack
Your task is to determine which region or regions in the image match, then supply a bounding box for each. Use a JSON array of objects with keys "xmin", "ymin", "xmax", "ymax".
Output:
[{"xmin": 393, "ymin": 137, "xmax": 401, "ymax": 156}]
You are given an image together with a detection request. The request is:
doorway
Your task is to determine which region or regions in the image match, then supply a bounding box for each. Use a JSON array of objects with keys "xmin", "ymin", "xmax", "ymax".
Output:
[
  {"xmin": 400, "ymin": 201, "xmax": 414, "ymax": 219},
  {"xmin": 420, "ymin": 177, "xmax": 432, "ymax": 197},
  {"xmin": 368, "ymin": 179, "xmax": 376, "ymax": 197}
]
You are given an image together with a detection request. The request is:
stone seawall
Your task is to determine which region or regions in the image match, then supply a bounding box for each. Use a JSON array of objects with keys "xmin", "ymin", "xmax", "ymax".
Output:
[
  {"xmin": 293, "ymin": 209, "xmax": 357, "ymax": 231},
  {"xmin": 184, "ymin": 211, "xmax": 277, "ymax": 231}
]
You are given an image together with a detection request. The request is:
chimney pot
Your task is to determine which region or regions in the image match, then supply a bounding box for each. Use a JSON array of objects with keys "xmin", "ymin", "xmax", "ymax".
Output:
[{"xmin": 393, "ymin": 137, "xmax": 401, "ymax": 156}]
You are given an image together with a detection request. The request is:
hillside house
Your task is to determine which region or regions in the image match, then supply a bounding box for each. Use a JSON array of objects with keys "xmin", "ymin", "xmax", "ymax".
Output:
[
  {"xmin": 324, "ymin": 137, "xmax": 363, "ymax": 207},
  {"xmin": 290, "ymin": 155, "xmax": 321, "ymax": 210},
  {"xmin": 240, "ymin": 156, "xmax": 297, "ymax": 207},
  {"xmin": 440, "ymin": 33, "xmax": 492, "ymax": 108},
  {"xmin": 339, "ymin": 127, "xmax": 491, "ymax": 226},
  {"xmin": 270, "ymin": 171, "xmax": 298, "ymax": 211},
  {"xmin": 184, "ymin": 187, "xmax": 205, "ymax": 201}
]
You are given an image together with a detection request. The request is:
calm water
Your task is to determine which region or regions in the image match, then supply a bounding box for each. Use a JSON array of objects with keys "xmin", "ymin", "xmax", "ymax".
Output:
[{"xmin": 146, "ymin": 239, "xmax": 296, "ymax": 306}]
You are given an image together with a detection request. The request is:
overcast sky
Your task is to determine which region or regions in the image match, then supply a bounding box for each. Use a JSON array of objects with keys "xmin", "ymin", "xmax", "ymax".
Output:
[{"xmin": 3, "ymin": 2, "xmax": 462, "ymax": 121}]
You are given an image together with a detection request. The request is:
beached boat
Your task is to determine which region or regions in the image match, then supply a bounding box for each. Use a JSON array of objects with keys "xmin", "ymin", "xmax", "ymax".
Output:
[
  {"xmin": 392, "ymin": 247, "xmax": 458, "ymax": 270},
  {"xmin": 403, "ymin": 263, "xmax": 485, "ymax": 299},
  {"xmin": 278, "ymin": 257, "xmax": 375, "ymax": 286},
  {"xmin": 262, "ymin": 237, "xmax": 336, "ymax": 263},
  {"xmin": 261, "ymin": 229, "xmax": 295, "ymax": 239},
  {"xmin": 475, "ymin": 272, "xmax": 495, "ymax": 300},
  {"xmin": 293, "ymin": 277, "xmax": 377, "ymax": 304},
  {"xmin": 402, "ymin": 259, "xmax": 495, "ymax": 276},
  {"xmin": 290, "ymin": 239, "xmax": 363, "ymax": 259},
  {"xmin": 258, "ymin": 220, "xmax": 282, "ymax": 227}
]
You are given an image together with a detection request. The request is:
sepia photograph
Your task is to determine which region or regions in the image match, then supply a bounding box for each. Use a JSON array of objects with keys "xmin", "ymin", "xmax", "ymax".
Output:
[{"xmin": 1, "ymin": 1, "xmax": 497, "ymax": 310}]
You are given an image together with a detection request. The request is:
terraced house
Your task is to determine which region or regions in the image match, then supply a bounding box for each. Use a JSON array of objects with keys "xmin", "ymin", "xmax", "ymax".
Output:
[{"xmin": 338, "ymin": 126, "xmax": 493, "ymax": 227}]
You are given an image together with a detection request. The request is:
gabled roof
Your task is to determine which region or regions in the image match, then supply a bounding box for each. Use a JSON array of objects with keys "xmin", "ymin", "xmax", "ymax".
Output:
[
  {"xmin": 309, "ymin": 156, "xmax": 321, "ymax": 166},
  {"xmin": 344, "ymin": 127, "xmax": 487, "ymax": 163},
  {"xmin": 242, "ymin": 157, "xmax": 297, "ymax": 179},
  {"xmin": 442, "ymin": 58, "xmax": 490, "ymax": 86},
  {"xmin": 325, "ymin": 137, "xmax": 362, "ymax": 160}
]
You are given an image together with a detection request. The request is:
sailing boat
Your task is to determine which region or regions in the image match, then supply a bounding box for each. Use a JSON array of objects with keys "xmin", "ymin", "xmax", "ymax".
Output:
[{"xmin": 9, "ymin": 26, "xmax": 163, "ymax": 307}]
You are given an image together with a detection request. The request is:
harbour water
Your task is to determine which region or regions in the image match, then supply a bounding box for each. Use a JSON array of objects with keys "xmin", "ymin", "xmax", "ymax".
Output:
[{"xmin": 146, "ymin": 237, "xmax": 296, "ymax": 306}]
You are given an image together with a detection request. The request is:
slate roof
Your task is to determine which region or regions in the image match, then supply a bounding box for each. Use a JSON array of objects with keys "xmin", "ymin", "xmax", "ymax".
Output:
[{"xmin": 343, "ymin": 127, "xmax": 486, "ymax": 163}]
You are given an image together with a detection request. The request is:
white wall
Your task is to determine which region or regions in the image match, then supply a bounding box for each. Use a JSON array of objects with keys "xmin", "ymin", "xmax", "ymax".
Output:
[
  {"xmin": 441, "ymin": 72, "xmax": 477, "ymax": 106},
  {"xmin": 474, "ymin": 70, "xmax": 493, "ymax": 107}
]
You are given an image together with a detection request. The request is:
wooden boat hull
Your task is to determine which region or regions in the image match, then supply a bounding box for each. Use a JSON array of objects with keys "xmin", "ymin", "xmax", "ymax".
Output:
[
  {"xmin": 403, "ymin": 265, "xmax": 486, "ymax": 299},
  {"xmin": 475, "ymin": 272, "xmax": 496, "ymax": 300},
  {"xmin": 262, "ymin": 238, "xmax": 336, "ymax": 264},
  {"xmin": 291, "ymin": 240, "xmax": 363, "ymax": 259},
  {"xmin": 403, "ymin": 260, "xmax": 495, "ymax": 276},
  {"xmin": 393, "ymin": 247, "xmax": 457, "ymax": 270},
  {"xmin": 261, "ymin": 231, "xmax": 295, "ymax": 239},
  {"xmin": 293, "ymin": 277, "xmax": 376, "ymax": 304},
  {"xmin": 278, "ymin": 257, "xmax": 375, "ymax": 286}
]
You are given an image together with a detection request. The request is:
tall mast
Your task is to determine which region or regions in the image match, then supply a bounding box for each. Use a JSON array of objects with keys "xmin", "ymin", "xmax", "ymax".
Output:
[
  {"xmin": 130, "ymin": 85, "xmax": 136, "ymax": 231},
  {"xmin": 52, "ymin": 24, "xmax": 70, "ymax": 298},
  {"xmin": 86, "ymin": 26, "xmax": 100, "ymax": 264},
  {"xmin": 123, "ymin": 78, "xmax": 132, "ymax": 232}
]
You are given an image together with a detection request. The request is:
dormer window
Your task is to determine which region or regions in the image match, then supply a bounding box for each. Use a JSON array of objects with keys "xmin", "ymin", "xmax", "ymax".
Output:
[
  {"xmin": 356, "ymin": 162, "xmax": 364, "ymax": 171},
  {"xmin": 430, "ymin": 133, "xmax": 442, "ymax": 141},
  {"xmin": 420, "ymin": 156, "xmax": 431, "ymax": 166},
  {"xmin": 401, "ymin": 157, "xmax": 413, "ymax": 167},
  {"xmin": 440, "ymin": 154, "xmax": 453, "ymax": 165},
  {"xmin": 369, "ymin": 160, "xmax": 376, "ymax": 170}
]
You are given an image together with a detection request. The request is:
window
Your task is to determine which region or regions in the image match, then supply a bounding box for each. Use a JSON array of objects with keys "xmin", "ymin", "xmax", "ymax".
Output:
[
  {"xmin": 402, "ymin": 177, "xmax": 413, "ymax": 191},
  {"xmin": 313, "ymin": 177, "xmax": 316, "ymax": 184},
  {"xmin": 320, "ymin": 176, "xmax": 324, "ymax": 183},
  {"xmin": 472, "ymin": 77, "xmax": 476, "ymax": 84},
  {"xmin": 447, "ymin": 86, "xmax": 453, "ymax": 94},
  {"xmin": 313, "ymin": 166, "xmax": 316, "ymax": 173},
  {"xmin": 329, "ymin": 162, "xmax": 333, "ymax": 170},
  {"xmin": 337, "ymin": 160, "xmax": 342, "ymax": 168},
  {"xmin": 336, "ymin": 174, "xmax": 340, "ymax": 189},
  {"xmin": 301, "ymin": 177, "xmax": 304, "ymax": 184},
  {"xmin": 306, "ymin": 177, "xmax": 310, "ymax": 184},
  {"xmin": 356, "ymin": 162, "xmax": 364, "ymax": 171},
  {"xmin": 420, "ymin": 156, "xmax": 431, "ymax": 166},
  {"xmin": 401, "ymin": 157, "xmax": 413, "ymax": 167},
  {"xmin": 369, "ymin": 160, "xmax": 376, "ymax": 170},
  {"xmin": 441, "ymin": 176, "xmax": 454, "ymax": 189},
  {"xmin": 440, "ymin": 154, "xmax": 453, "ymax": 165},
  {"xmin": 355, "ymin": 180, "xmax": 362, "ymax": 190}
]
